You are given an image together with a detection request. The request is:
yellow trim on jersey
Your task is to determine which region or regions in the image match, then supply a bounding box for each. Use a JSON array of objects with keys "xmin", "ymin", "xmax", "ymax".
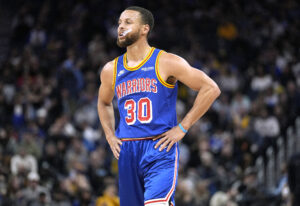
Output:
[
  {"xmin": 123, "ymin": 47, "xmax": 155, "ymax": 71},
  {"xmin": 155, "ymin": 51, "xmax": 175, "ymax": 88},
  {"xmin": 112, "ymin": 57, "xmax": 118, "ymax": 91}
]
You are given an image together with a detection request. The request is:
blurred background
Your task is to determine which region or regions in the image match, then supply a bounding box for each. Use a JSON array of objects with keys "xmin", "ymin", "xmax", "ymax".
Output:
[{"xmin": 0, "ymin": 0, "xmax": 299, "ymax": 205}]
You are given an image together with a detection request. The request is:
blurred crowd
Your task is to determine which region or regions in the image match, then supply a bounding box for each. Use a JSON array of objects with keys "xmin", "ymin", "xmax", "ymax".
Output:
[{"xmin": 0, "ymin": 0, "xmax": 299, "ymax": 205}]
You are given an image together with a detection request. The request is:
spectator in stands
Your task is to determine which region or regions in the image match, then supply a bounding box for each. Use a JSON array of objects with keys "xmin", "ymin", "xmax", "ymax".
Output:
[
  {"xmin": 237, "ymin": 167, "xmax": 266, "ymax": 205},
  {"xmin": 87, "ymin": 146, "xmax": 111, "ymax": 194},
  {"xmin": 251, "ymin": 66, "xmax": 273, "ymax": 92},
  {"xmin": 10, "ymin": 145, "xmax": 38, "ymax": 176},
  {"xmin": 19, "ymin": 130, "xmax": 42, "ymax": 159},
  {"xmin": 39, "ymin": 140, "xmax": 67, "ymax": 179},
  {"xmin": 198, "ymin": 152, "xmax": 220, "ymax": 194},
  {"xmin": 29, "ymin": 24, "xmax": 47, "ymax": 48},
  {"xmin": 175, "ymin": 177, "xmax": 198, "ymax": 206},
  {"xmin": 51, "ymin": 181, "xmax": 72, "ymax": 206},
  {"xmin": 18, "ymin": 172, "xmax": 51, "ymax": 205},
  {"xmin": 96, "ymin": 182, "xmax": 119, "ymax": 206},
  {"xmin": 4, "ymin": 175, "xmax": 22, "ymax": 205},
  {"xmin": 210, "ymin": 191, "xmax": 237, "ymax": 206},
  {"xmin": 65, "ymin": 137, "xmax": 88, "ymax": 174},
  {"xmin": 30, "ymin": 192, "xmax": 49, "ymax": 206},
  {"xmin": 253, "ymin": 106, "xmax": 280, "ymax": 152}
]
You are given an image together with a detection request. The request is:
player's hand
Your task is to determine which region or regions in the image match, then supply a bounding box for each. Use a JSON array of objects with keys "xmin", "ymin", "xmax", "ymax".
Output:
[
  {"xmin": 106, "ymin": 135, "xmax": 122, "ymax": 160},
  {"xmin": 153, "ymin": 126, "xmax": 186, "ymax": 152}
]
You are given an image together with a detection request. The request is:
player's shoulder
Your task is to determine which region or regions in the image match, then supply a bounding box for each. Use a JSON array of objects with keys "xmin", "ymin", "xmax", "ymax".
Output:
[
  {"xmin": 158, "ymin": 50, "xmax": 189, "ymax": 68},
  {"xmin": 100, "ymin": 59, "xmax": 116, "ymax": 82},
  {"xmin": 101, "ymin": 59, "xmax": 115, "ymax": 73}
]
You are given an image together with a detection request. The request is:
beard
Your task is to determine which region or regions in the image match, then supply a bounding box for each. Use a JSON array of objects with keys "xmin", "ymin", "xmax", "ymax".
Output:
[{"xmin": 117, "ymin": 31, "xmax": 140, "ymax": 48}]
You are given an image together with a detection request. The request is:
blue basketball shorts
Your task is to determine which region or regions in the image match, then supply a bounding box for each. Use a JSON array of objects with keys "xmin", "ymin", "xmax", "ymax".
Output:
[{"xmin": 118, "ymin": 137, "xmax": 179, "ymax": 206}]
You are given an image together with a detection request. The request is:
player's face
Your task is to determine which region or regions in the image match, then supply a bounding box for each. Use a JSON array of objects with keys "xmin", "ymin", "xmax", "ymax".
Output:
[{"xmin": 117, "ymin": 10, "xmax": 143, "ymax": 48}]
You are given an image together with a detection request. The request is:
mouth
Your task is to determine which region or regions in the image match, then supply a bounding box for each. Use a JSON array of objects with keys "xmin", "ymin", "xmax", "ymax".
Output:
[{"xmin": 119, "ymin": 29, "xmax": 132, "ymax": 37}]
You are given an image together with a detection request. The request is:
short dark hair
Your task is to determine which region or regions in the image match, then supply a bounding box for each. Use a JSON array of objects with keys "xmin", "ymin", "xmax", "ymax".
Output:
[{"xmin": 125, "ymin": 6, "xmax": 154, "ymax": 34}]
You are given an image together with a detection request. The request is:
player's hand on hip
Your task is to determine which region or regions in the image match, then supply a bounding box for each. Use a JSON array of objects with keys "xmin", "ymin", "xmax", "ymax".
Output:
[
  {"xmin": 153, "ymin": 126, "xmax": 186, "ymax": 152},
  {"xmin": 106, "ymin": 135, "xmax": 122, "ymax": 160}
]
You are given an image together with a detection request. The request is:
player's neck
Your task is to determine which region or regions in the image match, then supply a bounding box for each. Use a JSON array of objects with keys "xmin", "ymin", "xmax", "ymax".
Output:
[{"xmin": 126, "ymin": 40, "xmax": 151, "ymax": 62}]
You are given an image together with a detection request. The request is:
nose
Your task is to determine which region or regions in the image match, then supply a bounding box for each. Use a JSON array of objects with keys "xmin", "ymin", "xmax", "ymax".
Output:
[{"xmin": 118, "ymin": 22, "xmax": 125, "ymax": 30}]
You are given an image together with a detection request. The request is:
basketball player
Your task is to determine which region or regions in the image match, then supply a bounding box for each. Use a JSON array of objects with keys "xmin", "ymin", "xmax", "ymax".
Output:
[{"xmin": 98, "ymin": 6, "xmax": 220, "ymax": 206}]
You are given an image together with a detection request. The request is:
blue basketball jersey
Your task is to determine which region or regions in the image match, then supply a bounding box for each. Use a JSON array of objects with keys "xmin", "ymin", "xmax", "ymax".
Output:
[{"xmin": 113, "ymin": 47, "xmax": 178, "ymax": 139}]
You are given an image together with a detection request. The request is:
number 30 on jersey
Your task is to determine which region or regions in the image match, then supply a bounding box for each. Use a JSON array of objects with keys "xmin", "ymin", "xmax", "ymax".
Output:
[{"xmin": 124, "ymin": 97, "xmax": 152, "ymax": 125}]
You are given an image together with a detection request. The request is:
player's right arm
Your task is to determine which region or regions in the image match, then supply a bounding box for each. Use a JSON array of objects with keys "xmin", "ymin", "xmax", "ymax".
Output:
[{"xmin": 97, "ymin": 61, "xmax": 122, "ymax": 160}]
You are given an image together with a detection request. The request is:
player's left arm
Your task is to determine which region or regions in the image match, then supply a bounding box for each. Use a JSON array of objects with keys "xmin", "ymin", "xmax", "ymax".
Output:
[{"xmin": 154, "ymin": 52, "xmax": 221, "ymax": 151}]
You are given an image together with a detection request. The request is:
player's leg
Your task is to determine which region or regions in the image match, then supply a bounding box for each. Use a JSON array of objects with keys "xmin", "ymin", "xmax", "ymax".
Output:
[
  {"xmin": 118, "ymin": 141, "xmax": 144, "ymax": 206},
  {"xmin": 142, "ymin": 141, "xmax": 179, "ymax": 206}
]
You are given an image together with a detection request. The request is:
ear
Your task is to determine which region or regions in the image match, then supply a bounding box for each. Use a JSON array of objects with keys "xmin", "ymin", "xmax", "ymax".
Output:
[{"xmin": 141, "ymin": 24, "xmax": 150, "ymax": 36}]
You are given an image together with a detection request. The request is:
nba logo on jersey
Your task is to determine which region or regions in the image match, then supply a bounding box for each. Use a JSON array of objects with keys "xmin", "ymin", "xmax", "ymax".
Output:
[{"xmin": 141, "ymin": 66, "xmax": 154, "ymax": 71}]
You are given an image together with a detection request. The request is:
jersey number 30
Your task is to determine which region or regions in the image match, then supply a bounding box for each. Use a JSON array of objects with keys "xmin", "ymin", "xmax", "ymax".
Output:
[{"xmin": 124, "ymin": 97, "xmax": 152, "ymax": 125}]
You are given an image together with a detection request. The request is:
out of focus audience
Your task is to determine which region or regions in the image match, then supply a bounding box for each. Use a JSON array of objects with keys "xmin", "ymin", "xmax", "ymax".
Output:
[{"xmin": 0, "ymin": 0, "xmax": 299, "ymax": 205}]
